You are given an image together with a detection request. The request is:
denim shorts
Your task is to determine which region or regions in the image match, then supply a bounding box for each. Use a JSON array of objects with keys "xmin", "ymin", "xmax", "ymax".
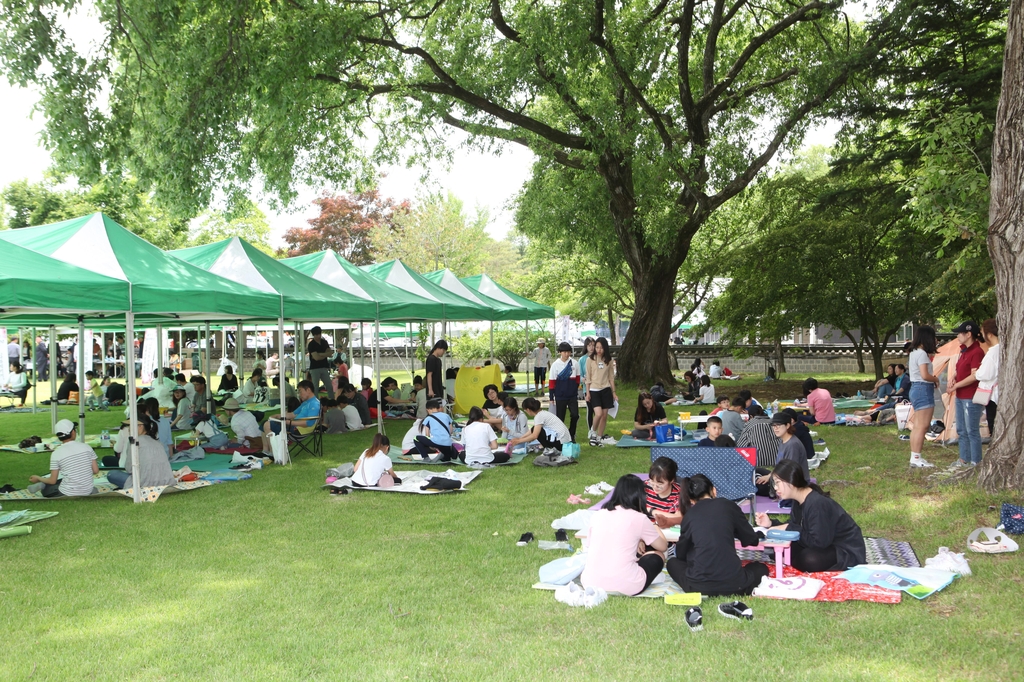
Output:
[{"xmin": 909, "ymin": 382, "xmax": 934, "ymax": 411}]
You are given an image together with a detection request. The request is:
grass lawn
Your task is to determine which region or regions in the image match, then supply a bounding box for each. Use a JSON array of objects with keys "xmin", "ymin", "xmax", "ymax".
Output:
[{"xmin": 1, "ymin": 388, "xmax": 1023, "ymax": 681}]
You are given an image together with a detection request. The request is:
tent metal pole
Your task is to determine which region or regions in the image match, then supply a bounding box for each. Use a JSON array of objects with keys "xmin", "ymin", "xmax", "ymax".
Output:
[
  {"xmin": 204, "ymin": 321, "xmax": 211, "ymax": 413},
  {"xmin": 525, "ymin": 319, "xmax": 530, "ymax": 393},
  {"xmin": 126, "ymin": 311, "xmax": 142, "ymax": 503},
  {"xmin": 31, "ymin": 326, "xmax": 37, "ymax": 414},
  {"xmin": 490, "ymin": 322, "xmax": 494, "ymax": 365},
  {"xmin": 100, "ymin": 331, "xmax": 106, "ymax": 378},
  {"xmin": 375, "ymin": 318, "xmax": 383, "ymax": 433},
  {"xmin": 278, "ymin": 315, "xmax": 286, "ymax": 420},
  {"xmin": 236, "ymin": 321, "xmax": 244, "ymax": 385},
  {"xmin": 360, "ymin": 322, "xmax": 365, "ymax": 386},
  {"xmin": 298, "ymin": 322, "xmax": 305, "ymax": 382},
  {"xmin": 49, "ymin": 325, "xmax": 57, "ymax": 433},
  {"xmin": 156, "ymin": 324, "xmax": 163, "ymax": 382},
  {"xmin": 77, "ymin": 318, "xmax": 85, "ymax": 441}
]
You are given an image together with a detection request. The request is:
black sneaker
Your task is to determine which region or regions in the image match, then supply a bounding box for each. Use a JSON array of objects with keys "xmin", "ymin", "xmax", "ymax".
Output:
[
  {"xmin": 516, "ymin": 532, "xmax": 534, "ymax": 546},
  {"xmin": 554, "ymin": 529, "xmax": 569, "ymax": 542},
  {"xmin": 717, "ymin": 601, "xmax": 753, "ymax": 621},
  {"xmin": 685, "ymin": 607, "xmax": 703, "ymax": 632}
]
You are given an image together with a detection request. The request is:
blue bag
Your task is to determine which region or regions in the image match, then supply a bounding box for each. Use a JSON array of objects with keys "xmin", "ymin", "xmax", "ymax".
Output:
[
  {"xmin": 561, "ymin": 442, "xmax": 581, "ymax": 460},
  {"xmin": 1001, "ymin": 503, "xmax": 1024, "ymax": 535},
  {"xmin": 654, "ymin": 424, "xmax": 676, "ymax": 443}
]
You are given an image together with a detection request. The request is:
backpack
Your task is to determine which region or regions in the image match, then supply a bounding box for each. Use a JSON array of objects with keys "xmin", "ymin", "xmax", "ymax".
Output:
[{"xmin": 552, "ymin": 360, "xmax": 577, "ymax": 401}]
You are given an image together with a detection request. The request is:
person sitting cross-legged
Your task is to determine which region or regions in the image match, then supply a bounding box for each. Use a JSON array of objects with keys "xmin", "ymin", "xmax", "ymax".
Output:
[{"xmin": 27, "ymin": 420, "xmax": 98, "ymax": 498}]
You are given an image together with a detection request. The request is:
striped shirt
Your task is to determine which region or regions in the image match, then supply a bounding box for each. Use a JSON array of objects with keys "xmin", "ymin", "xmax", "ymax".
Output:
[
  {"xmin": 645, "ymin": 480, "xmax": 680, "ymax": 517},
  {"xmin": 49, "ymin": 441, "xmax": 97, "ymax": 496},
  {"xmin": 737, "ymin": 416, "xmax": 780, "ymax": 468}
]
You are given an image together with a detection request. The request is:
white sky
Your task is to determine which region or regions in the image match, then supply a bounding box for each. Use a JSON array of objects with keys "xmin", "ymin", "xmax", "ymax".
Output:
[{"xmin": 0, "ymin": 1, "xmax": 870, "ymax": 245}]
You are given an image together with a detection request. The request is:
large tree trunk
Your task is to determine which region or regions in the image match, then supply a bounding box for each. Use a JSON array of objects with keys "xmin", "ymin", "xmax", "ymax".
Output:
[
  {"xmin": 978, "ymin": 0, "xmax": 1024, "ymax": 493},
  {"xmin": 774, "ymin": 337, "xmax": 786, "ymax": 375},
  {"xmin": 617, "ymin": 269, "xmax": 678, "ymax": 386},
  {"xmin": 842, "ymin": 331, "xmax": 866, "ymax": 373}
]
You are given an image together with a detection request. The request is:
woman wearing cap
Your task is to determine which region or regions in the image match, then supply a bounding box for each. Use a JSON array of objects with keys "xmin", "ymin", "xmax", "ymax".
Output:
[
  {"xmin": 755, "ymin": 412, "xmax": 809, "ymax": 495},
  {"xmin": 973, "ymin": 318, "xmax": 1000, "ymax": 441},
  {"xmin": 948, "ymin": 320, "xmax": 985, "ymax": 467},
  {"xmin": 107, "ymin": 415, "xmax": 176, "ymax": 491},
  {"xmin": 907, "ymin": 325, "xmax": 941, "ymax": 468},
  {"xmin": 532, "ymin": 338, "xmax": 551, "ymax": 391}
]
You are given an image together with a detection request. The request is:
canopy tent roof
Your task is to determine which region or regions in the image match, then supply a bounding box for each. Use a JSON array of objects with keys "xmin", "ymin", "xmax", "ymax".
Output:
[
  {"xmin": 281, "ymin": 250, "xmax": 444, "ymax": 321},
  {"xmin": 361, "ymin": 260, "xmax": 488, "ymax": 321},
  {"xmin": 0, "ymin": 213, "xmax": 281, "ymax": 323},
  {"xmin": 171, "ymin": 238, "xmax": 378, "ymax": 322},
  {"xmin": 0, "ymin": 240, "xmax": 130, "ymax": 317},
  {"xmin": 422, "ymin": 269, "xmax": 525, "ymax": 321},
  {"xmin": 460, "ymin": 274, "xmax": 555, "ymax": 320}
]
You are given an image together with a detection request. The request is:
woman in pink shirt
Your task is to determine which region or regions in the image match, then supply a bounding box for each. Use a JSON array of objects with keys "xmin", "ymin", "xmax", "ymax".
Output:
[
  {"xmin": 581, "ymin": 475, "xmax": 668, "ymax": 596},
  {"xmin": 799, "ymin": 377, "xmax": 836, "ymax": 425}
]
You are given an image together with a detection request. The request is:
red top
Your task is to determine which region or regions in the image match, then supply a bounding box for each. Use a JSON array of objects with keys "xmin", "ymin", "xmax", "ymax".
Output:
[
  {"xmin": 954, "ymin": 342, "xmax": 985, "ymax": 399},
  {"xmin": 645, "ymin": 480, "xmax": 681, "ymax": 516}
]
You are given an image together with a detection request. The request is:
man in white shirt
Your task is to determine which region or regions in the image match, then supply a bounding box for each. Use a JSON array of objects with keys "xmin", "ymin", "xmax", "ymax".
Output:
[
  {"xmin": 27, "ymin": 419, "xmax": 98, "ymax": 497},
  {"xmin": 223, "ymin": 398, "xmax": 262, "ymax": 449}
]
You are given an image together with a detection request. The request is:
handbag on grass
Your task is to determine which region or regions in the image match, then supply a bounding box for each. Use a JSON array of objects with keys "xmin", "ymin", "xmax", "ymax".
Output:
[
  {"xmin": 561, "ymin": 442, "xmax": 581, "ymax": 460},
  {"xmin": 1000, "ymin": 503, "xmax": 1024, "ymax": 535}
]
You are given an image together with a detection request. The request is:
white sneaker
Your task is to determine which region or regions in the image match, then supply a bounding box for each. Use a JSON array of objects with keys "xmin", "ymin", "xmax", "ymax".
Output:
[
  {"xmin": 584, "ymin": 483, "xmax": 604, "ymax": 496},
  {"xmin": 581, "ymin": 586, "xmax": 608, "ymax": 608},
  {"xmin": 601, "ymin": 435, "xmax": 618, "ymax": 445},
  {"xmin": 598, "ymin": 481, "xmax": 614, "ymax": 492},
  {"xmin": 910, "ymin": 457, "xmax": 935, "ymax": 468},
  {"xmin": 554, "ymin": 581, "xmax": 585, "ymax": 606}
]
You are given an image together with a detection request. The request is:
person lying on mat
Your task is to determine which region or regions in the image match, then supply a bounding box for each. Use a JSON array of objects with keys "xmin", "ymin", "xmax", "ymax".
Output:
[
  {"xmin": 509, "ymin": 397, "xmax": 572, "ymax": 455},
  {"xmin": 351, "ymin": 433, "xmax": 400, "ymax": 487},
  {"xmin": 631, "ymin": 392, "xmax": 667, "ymax": 440},
  {"xmin": 413, "ymin": 399, "xmax": 456, "ymax": 462},
  {"xmin": 460, "ymin": 407, "xmax": 511, "ymax": 465},
  {"xmin": 581, "ymin": 474, "xmax": 668, "ymax": 596},
  {"xmin": 666, "ymin": 474, "xmax": 769, "ymax": 596},
  {"xmin": 107, "ymin": 414, "xmax": 176, "ymax": 491},
  {"xmin": 697, "ymin": 416, "xmax": 722, "ymax": 446},
  {"xmin": 263, "ymin": 380, "xmax": 321, "ymax": 442},
  {"xmin": 646, "ymin": 457, "xmax": 682, "ymax": 528},
  {"xmin": 27, "ymin": 419, "xmax": 98, "ymax": 498},
  {"xmin": 501, "ymin": 396, "xmax": 529, "ymax": 442},
  {"xmin": 756, "ymin": 459, "xmax": 866, "ymax": 572}
]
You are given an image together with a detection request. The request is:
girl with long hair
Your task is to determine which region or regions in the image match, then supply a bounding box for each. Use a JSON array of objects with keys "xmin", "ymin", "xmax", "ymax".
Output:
[
  {"xmin": 907, "ymin": 325, "xmax": 940, "ymax": 468},
  {"xmin": 585, "ymin": 337, "xmax": 618, "ymax": 447},
  {"xmin": 353, "ymin": 433, "xmax": 399, "ymax": 487},
  {"xmin": 632, "ymin": 392, "xmax": 667, "ymax": 440},
  {"xmin": 460, "ymin": 406, "xmax": 510, "ymax": 465}
]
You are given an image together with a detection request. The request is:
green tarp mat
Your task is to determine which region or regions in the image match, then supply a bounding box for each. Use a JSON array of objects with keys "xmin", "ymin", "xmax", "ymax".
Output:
[
  {"xmin": 172, "ymin": 238, "xmax": 378, "ymax": 322},
  {"xmin": 281, "ymin": 250, "xmax": 445, "ymax": 321},
  {"xmin": 0, "ymin": 213, "xmax": 281, "ymax": 322}
]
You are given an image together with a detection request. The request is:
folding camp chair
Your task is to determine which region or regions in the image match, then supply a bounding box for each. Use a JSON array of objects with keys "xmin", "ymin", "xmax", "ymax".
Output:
[
  {"xmin": 652, "ymin": 447, "xmax": 758, "ymax": 522},
  {"xmin": 288, "ymin": 411, "xmax": 324, "ymax": 458}
]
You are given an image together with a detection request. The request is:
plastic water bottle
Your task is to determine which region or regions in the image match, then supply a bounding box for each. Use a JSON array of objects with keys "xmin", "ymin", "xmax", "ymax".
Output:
[
  {"xmin": 100, "ymin": 429, "xmax": 110, "ymax": 447},
  {"xmin": 857, "ymin": 390, "xmax": 863, "ymax": 399},
  {"xmin": 771, "ymin": 399, "xmax": 780, "ymax": 414}
]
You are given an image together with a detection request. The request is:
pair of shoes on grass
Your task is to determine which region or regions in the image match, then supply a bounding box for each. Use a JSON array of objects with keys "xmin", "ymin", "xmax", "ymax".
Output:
[
  {"xmin": 518, "ymin": 529, "xmax": 570, "ymax": 546},
  {"xmin": 685, "ymin": 602, "xmax": 754, "ymax": 633},
  {"xmin": 555, "ymin": 582, "xmax": 607, "ymax": 608}
]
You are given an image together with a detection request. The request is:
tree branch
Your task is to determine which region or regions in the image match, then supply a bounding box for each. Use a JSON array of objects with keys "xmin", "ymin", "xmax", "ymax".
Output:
[
  {"xmin": 709, "ymin": 68, "xmax": 800, "ymax": 116},
  {"xmin": 489, "ymin": 0, "xmax": 521, "ymax": 42}
]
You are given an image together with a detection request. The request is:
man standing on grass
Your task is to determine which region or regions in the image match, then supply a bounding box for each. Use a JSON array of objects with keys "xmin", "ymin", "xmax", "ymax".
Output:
[
  {"xmin": 306, "ymin": 326, "xmax": 334, "ymax": 400},
  {"xmin": 35, "ymin": 334, "xmax": 50, "ymax": 381},
  {"xmin": 425, "ymin": 340, "xmax": 448, "ymax": 401}
]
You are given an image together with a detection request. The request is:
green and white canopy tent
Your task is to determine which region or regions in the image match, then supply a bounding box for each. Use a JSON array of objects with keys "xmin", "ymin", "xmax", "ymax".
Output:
[
  {"xmin": 361, "ymin": 260, "xmax": 489, "ymax": 322},
  {"xmin": 0, "ymin": 213, "xmax": 282, "ymax": 502}
]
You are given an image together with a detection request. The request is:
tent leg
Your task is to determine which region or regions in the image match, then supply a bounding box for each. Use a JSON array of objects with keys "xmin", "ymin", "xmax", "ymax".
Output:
[
  {"xmin": 49, "ymin": 325, "xmax": 57, "ymax": 434},
  {"xmin": 156, "ymin": 324, "xmax": 164, "ymax": 381},
  {"xmin": 77, "ymin": 318, "xmax": 85, "ymax": 441},
  {"xmin": 31, "ymin": 326, "xmax": 37, "ymax": 414},
  {"xmin": 375, "ymin": 319, "xmax": 383, "ymax": 433},
  {"xmin": 204, "ymin": 321, "xmax": 211, "ymax": 412},
  {"xmin": 237, "ymin": 321, "xmax": 244, "ymax": 385},
  {"xmin": 360, "ymin": 322, "xmax": 365, "ymax": 386},
  {"xmin": 126, "ymin": 312, "xmax": 142, "ymax": 503},
  {"xmin": 525, "ymin": 319, "xmax": 530, "ymax": 393},
  {"xmin": 278, "ymin": 316, "xmax": 287, "ymax": 419},
  {"xmin": 490, "ymin": 322, "xmax": 494, "ymax": 365}
]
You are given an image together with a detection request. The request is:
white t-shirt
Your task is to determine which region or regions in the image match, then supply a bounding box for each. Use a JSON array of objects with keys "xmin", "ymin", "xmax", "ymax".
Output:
[
  {"xmin": 908, "ymin": 348, "xmax": 932, "ymax": 384},
  {"xmin": 698, "ymin": 384, "xmax": 716, "ymax": 403},
  {"xmin": 402, "ymin": 419, "xmax": 423, "ymax": 452},
  {"xmin": 532, "ymin": 410, "xmax": 571, "ymax": 443},
  {"xmin": 461, "ymin": 421, "xmax": 498, "ymax": 465},
  {"xmin": 975, "ymin": 344, "xmax": 1000, "ymax": 403},
  {"xmin": 709, "ymin": 364, "xmax": 723, "ymax": 378},
  {"xmin": 341, "ymin": 405, "xmax": 364, "ymax": 431},
  {"xmin": 353, "ymin": 449, "xmax": 393, "ymax": 487},
  {"xmin": 49, "ymin": 441, "xmax": 97, "ymax": 496},
  {"xmin": 230, "ymin": 410, "xmax": 262, "ymax": 443}
]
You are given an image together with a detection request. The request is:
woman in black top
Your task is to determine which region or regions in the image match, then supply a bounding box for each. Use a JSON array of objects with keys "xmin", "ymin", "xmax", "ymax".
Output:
[
  {"xmin": 666, "ymin": 474, "xmax": 769, "ymax": 596},
  {"xmin": 756, "ymin": 459, "xmax": 867, "ymax": 572},
  {"xmin": 631, "ymin": 392, "xmax": 667, "ymax": 440},
  {"xmin": 218, "ymin": 366, "xmax": 239, "ymax": 393}
]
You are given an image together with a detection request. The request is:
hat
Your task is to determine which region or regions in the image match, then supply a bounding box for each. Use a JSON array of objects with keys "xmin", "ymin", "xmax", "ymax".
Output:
[
  {"xmin": 223, "ymin": 398, "xmax": 241, "ymax": 411},
  {"xmin": 951, "ymin": 320, "xmax": 978, "ymax": 335},
  {"xmin": 173, "ymin": 386, "xmax": 186, "ymax": 393},
  {"xmin": 557, "ymin": 341, "xmax": 572, "ymax": 352},
  {"xmin": 770, "ymin": 412, "xmax": 791, "ymax": 426},
  {"xmin": 311, "ymin": 325, "xmax": 322, "ymax": 335},
  {"xmin": 55, "ymin": 419, "xmax": 76, "ymax": 438},
  {"xmin": 537, "ymin": 338, "xmax": 546, "ymax": 344}
]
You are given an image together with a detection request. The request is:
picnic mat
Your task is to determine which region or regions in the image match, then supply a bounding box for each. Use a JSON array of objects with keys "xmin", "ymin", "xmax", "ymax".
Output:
[
  {"xmin": 1, "ymin": 434, "xmax": 114, "ymax": 454},
  {"xmin": 533, "ymin": 571, "xmax": 684, "ymax": 599},
  {"xmin": 739, "ymin": 496, "xmax": 791, "ymax": 515},
  {"xmin": 170, "ymin": 454, "xmax": 235, "ymax": 472},
  {"xmin": 392, "ymin": 452, "xmax": 528, "ymax": 467},
  {"xmin": 864, "ymin": 538, "xmax": 921, "ymax": 568},
  {"xmin": 323, "ymin": 469, "xmax": 481, "ymax": 494},
  {"xmin": 0, "ymin": 510, "xmax": 59, "ymax": 528},
  {"xmin": 614, "ymin": 437, "xmax": 699, "ymax": 448},
  {"xmin": 832, "ymin": 399, "xmax": 879, "ymax": 410},
  {"xmin": 752, "ymin": 565, "xmax": 901, "ymax": 603},
  {"xmin": 0, "ymin": 478, "xmax": 215, "ymax": 503},
  {"xmin": 839, "ymin": 564, "xmax": 955, "ymax": 600}
]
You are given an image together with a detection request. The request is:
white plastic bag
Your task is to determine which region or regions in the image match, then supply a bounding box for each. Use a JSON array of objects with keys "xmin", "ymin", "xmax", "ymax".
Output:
[
  {"xmin": 895, "ymin": 402, "xmax": 913, "ymax": 431},
  {"xmin": 270, "ymin": 430, "xmax": 290, "ymax": 465}
]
